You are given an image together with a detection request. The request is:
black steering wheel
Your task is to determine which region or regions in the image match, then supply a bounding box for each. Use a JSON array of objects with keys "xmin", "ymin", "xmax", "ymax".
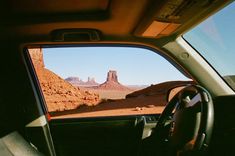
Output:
[{"xmin": 150, "ymin": 85, "xmax": 214, "ymax": 155}]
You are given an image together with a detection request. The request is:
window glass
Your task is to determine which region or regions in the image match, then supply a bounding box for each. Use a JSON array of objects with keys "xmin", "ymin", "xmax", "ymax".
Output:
[
  {"xmin": 28, "ymin": 47, "xmax": 192, "ymax": 119},
  {"xmin": 184, "ymin": 2, "xmax": 235, "ymax": 90}
]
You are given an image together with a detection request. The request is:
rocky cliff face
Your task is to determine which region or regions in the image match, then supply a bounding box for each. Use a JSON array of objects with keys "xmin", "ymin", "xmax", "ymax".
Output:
[
  {"xmin": 96, "ymin": 70, "xmax": 130, "ymax": 91},
  {"xmin": 28, "ymin": 48, "xmax": 100, "ymax": 112},
  {"xmin": 29, "ymin": 48, "xmax": 44, "ymax": 68}
]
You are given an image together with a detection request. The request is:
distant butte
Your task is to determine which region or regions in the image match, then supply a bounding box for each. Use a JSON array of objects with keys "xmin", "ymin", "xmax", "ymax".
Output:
[
  {"xmin": 96, "ymin": 70, "xmax": 131, "ymax": 91},
  {"xmin": 84, "ymin": 77, "xmax": 99, "ymax": 86},
  {"xmin": 66, "ymin": 77, "xmax": 99, "ymax": 87}
]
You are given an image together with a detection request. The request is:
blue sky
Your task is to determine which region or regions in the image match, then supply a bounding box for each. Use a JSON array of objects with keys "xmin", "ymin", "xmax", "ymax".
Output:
[
  {"xmin": 184, "ymin": 2, "xmax": 235, "ymax": 76},
  {"xmin": 43, "ymin": 47, "xmax": 189, "ymax": 85},
  {"xmin": 42, "ymin": 2, "xmax": 235, "ymax": 85}
]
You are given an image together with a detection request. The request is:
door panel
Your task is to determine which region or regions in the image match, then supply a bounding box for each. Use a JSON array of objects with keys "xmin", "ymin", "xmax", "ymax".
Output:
[{"xmin": 49, "ymin": 116, "xmax": 148, "ymax": 156}]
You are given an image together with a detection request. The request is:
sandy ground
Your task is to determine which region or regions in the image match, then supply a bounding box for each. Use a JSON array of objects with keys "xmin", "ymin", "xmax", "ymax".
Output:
[
  {"xmin": 80, "ymin": 88, "xmax": 134, "ymax": 99},
  {"xmin": 51, "ymin": 94, "xmax": 166, "ymax": 119}
]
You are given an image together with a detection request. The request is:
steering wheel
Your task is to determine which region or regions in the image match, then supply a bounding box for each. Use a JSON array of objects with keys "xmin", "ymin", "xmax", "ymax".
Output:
[{"xmin": 154, "ymin": 85, "xmax": 214, "ymax": 155}]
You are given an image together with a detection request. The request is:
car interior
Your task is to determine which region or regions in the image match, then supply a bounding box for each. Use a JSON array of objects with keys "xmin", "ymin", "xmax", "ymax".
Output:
[{"xmin": 1, "ymin": 0, "xmax": 235, "ymax": 156}]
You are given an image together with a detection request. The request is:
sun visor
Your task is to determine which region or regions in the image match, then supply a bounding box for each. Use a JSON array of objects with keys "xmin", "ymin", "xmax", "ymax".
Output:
[{"xmin": 142, "ymin": 21, "xmax": 180, "ymax": 37}]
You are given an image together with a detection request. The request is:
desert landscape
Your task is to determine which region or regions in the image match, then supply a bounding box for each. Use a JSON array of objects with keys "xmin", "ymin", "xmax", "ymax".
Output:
[
  {"xmin": 66, "ymin": 70, "xmax": 136, "ymax": 99},
  {"xmin": 29, "ymin": 48, "xmax": 193, "ymax": 119}
]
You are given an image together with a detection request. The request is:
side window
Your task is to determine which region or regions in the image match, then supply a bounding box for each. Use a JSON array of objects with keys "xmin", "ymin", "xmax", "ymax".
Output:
[{"xmin": 28, "ymin": 47, "xmax": 193, "ymax": 119}]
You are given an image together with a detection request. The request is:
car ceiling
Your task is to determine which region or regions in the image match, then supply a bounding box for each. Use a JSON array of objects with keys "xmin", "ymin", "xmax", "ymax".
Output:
[{"xmin": 0, "ymin": 0, "xmax": 232, "ymax": 41}]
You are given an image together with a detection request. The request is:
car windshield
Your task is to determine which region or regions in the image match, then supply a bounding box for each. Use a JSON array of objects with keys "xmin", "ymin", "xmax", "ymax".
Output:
[{"xmin": 184, "ymin": 2, "xmax": 235, "ymax": 91}]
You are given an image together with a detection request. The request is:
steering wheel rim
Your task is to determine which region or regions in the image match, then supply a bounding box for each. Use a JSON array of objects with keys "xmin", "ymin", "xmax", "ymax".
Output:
[{"xmin": 155, "ymin": 85, "xmax": 214, "ymax": 154}]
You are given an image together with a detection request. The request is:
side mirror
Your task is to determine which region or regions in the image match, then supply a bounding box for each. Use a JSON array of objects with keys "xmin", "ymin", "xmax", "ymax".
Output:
[{"xmin": 167, "ymin": 86, "xmax": 187, "ymax": 102}]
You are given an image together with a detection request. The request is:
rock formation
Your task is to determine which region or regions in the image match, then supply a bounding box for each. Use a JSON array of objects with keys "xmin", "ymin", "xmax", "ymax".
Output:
[
  {"xmin": 96, "ymin": 70, "xmax": 130, "ymax": 91},
  {"xmin": 106, "ymin": 70, "xmax": 118, "ymax": 82},
  {"xmin": 66, "ymin": 76, "xmax": 99, "ymax": 87},
  {"xmin": 29, "ymin": 48, "xmax": 44, "ymax": 68},
  {"xmin": 65, "ymin": 77, "xmax": 85, "ymax": 86},
  {"xmin": 126, "ymin": 80, "xmax": 194, "ymax": 99},
  {"xmin": 28, "ymin": 48, "xmax": 100, "ymax": 112},
  {"xmin": 84, "ymin": 77, "xmax": 99, "ymax": 86}
]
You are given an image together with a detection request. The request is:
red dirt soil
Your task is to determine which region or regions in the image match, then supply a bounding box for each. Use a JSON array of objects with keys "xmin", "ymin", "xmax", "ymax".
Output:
[
  {"xmin": 51, "ymin": 81, "xmax": 194, "ymax": 118},
  {"xmin": 51, "ymin": 93, "xmax": 166, "ymax": 118}
]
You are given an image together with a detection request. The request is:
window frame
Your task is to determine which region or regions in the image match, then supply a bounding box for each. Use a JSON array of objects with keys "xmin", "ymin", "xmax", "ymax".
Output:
[{"xmin": 24, "ymin": 43, "xmax": 194, "ymax": 119}]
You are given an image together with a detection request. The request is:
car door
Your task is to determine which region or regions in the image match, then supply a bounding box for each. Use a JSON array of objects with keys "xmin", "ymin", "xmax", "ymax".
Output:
[{"xmin": 27, "ymin": 46, "xmax": 193, "ymax": 156}]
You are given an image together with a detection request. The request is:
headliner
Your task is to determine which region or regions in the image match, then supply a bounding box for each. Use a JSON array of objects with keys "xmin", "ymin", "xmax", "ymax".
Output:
[{"xmin": 0, "ymin": 0, "xmax": 231, "ymax": 40}]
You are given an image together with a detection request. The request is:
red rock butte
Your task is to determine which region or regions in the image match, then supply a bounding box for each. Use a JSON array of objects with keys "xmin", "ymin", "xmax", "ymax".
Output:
[
  {"xmin": 106, "ymin": 70, "xmax": 118, "ymax": 82},
  {"xmin": 96, "ymin": 70, "xmax": 131, "ymax": 91}
]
